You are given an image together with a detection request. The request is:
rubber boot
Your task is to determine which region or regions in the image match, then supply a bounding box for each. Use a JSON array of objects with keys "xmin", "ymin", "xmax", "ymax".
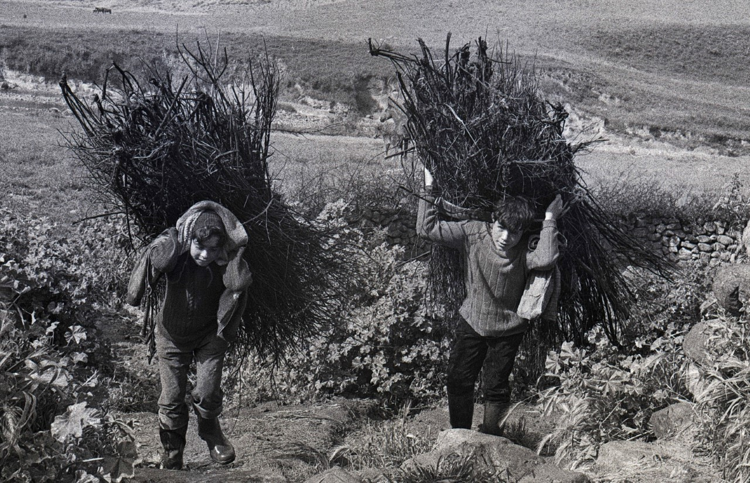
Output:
[
  {"xmin": 159, "ymin": 427, "xmax": 187, "ymax": 470},
  {"xmin": 196, "ymin": 415, "xmax": 235, "ymax": 464},
  {"xmin": 448, "ymin": 392, "xmax": 475, "ymax": 429},
  {"xmin": 479, "ymin": 402, "xmax": 510, "ymax": 436}
]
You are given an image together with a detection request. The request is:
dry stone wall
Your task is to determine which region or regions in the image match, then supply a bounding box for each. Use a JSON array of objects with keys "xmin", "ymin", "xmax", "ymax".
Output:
[
  {"xmin": 358, "ymin": 206, "xmax": 749, "ymax": 268},
  {"xmin": 624, "ymin": 215, "xmax": 746, "ymax": 266}
]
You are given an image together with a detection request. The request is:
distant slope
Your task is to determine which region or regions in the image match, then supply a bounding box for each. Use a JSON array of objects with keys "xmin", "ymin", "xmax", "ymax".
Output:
[{"xmin": 3, "ymin": 0, "xmax": 750, "ymax": 152}]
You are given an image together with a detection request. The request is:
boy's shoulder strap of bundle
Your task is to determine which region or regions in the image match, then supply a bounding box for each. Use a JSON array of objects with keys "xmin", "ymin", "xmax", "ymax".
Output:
[
  {"xmin": 132, "ymin": 231, "xmax": 172, "ymax": 363},
  {"xmin": 142, "ymin": 281, "xmax": 160, "ymax": 364}
]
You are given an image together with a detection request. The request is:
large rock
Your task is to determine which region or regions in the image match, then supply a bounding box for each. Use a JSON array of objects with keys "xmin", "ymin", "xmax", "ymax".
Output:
[
  {"xmin": 712, "ymin": 264, "xmax": 750, "ymax": 315},
  {"xmin": 403, "ymin": 429, "xmax": 589, "ymax": 482},
  {"xmin": 407, "ymin": 402, "xmax": 556, "ymax": 454},
  {"xmin": 682, "ymin": 321, "xmax": 712, "ymax": 366},
  {"xmin": 594, "ymin": 440, "xmax": 718, "ymax": 482},
  {"xmin": 304, "ymin": 467, "xmax": 361, "ymax": 483},
  {"xmin": 649, "ymin": 402, "xmax": 696, "ymax": 440}
]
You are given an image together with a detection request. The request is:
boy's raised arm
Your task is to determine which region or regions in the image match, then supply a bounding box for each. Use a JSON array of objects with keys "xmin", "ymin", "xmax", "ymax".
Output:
[
  {"xmin": 148, "ymin": 228, "xmax": 181, "ymax": 274},
  {"xmin": 527, "ymin": 195, "xmax": 562, "ymax": 270},
  {"xmin": 416, "ymin": 167, "xmax": 467, "ymax": 249}
]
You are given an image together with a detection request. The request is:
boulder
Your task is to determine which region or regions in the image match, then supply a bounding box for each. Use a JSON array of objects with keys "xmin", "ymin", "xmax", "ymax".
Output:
[
  {"xmin": 594, "ymin": 440, "xmax": 718, "ymax": 482},
  {"xmin": 402, "ymin": 429, "xmax": 589, "ymax": 482},
  {"xmin": 649, "ymin": 402, "xmax": 696, "ymax": 440},
  {"xmin": 683, "ymin": 321, "xmax": 712, "ymax": 366},
  {"xmin": 712, "ymin": 264, "xmax": 750, "ymax": 315},
  {"xmin": 406, "ymin": 403, "xmax": 557, "ymax": 455},
  {"xmin": 304, "ymin": 467, "xmax": 361, "ymax": 483}
]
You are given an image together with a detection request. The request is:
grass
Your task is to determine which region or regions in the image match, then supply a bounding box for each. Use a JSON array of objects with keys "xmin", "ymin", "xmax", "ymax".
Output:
[
  {"xmin": 0, "ymin": 107, "xmax": 93, "ymax": 226},
  {"xmin": 335, "ymin": 403, "xmax": 436, "ymax": 474},
  {"xmin": 0, "ymin": 25, "xmax": 391, "ymax": 113}
]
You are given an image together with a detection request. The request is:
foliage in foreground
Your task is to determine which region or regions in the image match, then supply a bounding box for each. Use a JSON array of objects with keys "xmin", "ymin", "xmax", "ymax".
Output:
[
  {"xmin": 0, "ymin": 210, "xmax": 137, "ymax": 482},
  {"xmin": 536, "ymin": 263, "xmax": 704, "ymax": 469},
  {"xmin": 237, "ymin": 200, "xmax": 450, "ymax": 407},
  {"xmin": 694, "ymin": 311, "xmax": 750, "ymax": 483}
]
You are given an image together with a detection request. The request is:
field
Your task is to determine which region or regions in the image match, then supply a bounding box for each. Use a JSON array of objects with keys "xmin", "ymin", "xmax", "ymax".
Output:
[
  {"xmin": 1, "ymin": 0, "xmax": 750, "ymax": 482},
  {"xmin": 3, "ymin": 0, "xmax": 750, "ymax": 221}
]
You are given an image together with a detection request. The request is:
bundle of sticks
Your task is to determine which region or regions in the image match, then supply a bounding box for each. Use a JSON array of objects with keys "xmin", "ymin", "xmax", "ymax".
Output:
[
  {"xmin": 61, "ymin": 41, "xmax": 348, "ymax": 362},
  {"xmin": 370, "ymin": 36, "xmax": 670, "ymax": 361}
]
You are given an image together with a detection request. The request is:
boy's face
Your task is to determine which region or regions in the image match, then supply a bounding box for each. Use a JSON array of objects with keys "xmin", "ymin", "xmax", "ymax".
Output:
[
  {"xmin": 491, "ymin": 221, "xmax": 523, "ymax": 251},
  {"xmin": 190, "ymin": 236, "xmax": 223, "ymax": 267}
]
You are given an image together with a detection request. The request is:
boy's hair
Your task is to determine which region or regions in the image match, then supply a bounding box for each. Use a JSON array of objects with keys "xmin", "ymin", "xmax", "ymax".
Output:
[
  {"xmin": 192, "ymin": 211, "xmax": 227, "ymax": 245},
  {"xmin": 491, "ymin": 195, "xmax": 535, "ymax": 233},
  {"xmin": 194, "ymin": 226, "xmax": 227, "ymax": 246}
]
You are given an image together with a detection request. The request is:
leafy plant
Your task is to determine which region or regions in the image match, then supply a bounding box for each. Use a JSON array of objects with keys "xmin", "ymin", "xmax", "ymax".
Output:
[
  {"xmin": 0, "ymin": 208, "xmax": 137, "ymax": 482},
  {"xmin": 694, "ymin": 314, "xmax": 750, "ymax": 483},
  {"xmin": 536, "ymin": 268, "xmax": 697, "ymax": 469}
]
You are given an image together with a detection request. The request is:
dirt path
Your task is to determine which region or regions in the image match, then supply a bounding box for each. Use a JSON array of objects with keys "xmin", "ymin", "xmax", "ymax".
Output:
[{"xmin": 94, "ymin": 306, "xmax": 385, "ymax": 482}]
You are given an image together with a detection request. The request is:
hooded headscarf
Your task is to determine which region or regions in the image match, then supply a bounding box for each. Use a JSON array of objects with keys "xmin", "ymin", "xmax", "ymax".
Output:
[{"xmin": 175, "ymin": 200, "xmax": 249, "ymax": 266}]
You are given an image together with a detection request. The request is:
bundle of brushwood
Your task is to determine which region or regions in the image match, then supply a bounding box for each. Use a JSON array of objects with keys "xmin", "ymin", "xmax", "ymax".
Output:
[
  {"xmin": 370, "ymin": 36, "xmax": 670, "ymax": 362},
  {"xmin": 60, "ymin": 42, "xmax": 346, "ymax": 363}
]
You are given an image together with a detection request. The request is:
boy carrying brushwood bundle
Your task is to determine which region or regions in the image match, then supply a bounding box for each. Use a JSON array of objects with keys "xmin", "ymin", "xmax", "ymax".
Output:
[
  {"xmin": 126, "ymin": 200, "xmax": 252, "ymax": 470},
  {"xmin": 417, "ymin": 166, "xmax": 563, "ymax": 435}
]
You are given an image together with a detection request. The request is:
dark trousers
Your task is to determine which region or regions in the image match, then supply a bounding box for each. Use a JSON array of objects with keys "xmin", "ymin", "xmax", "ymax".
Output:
[
  {"xmin": 156, "ymin": 328, "xmax": 228, "ymax": 432},
  {"xmin": 446, "ymin": 318, "xmax": 524, "ymax": 404}
]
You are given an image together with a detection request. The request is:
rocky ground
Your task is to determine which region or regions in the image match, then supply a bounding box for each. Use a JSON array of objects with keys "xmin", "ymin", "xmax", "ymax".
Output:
[
  {"xmin": 0, "ymin": 64, "xmax": 730, "ymax": 482},
  {"xmin": 94, "ymin": 303, "xmax": 722, "ymax": 483}
]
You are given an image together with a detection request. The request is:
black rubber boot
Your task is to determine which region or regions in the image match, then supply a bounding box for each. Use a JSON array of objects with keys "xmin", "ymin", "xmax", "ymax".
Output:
[
  {"xmin": 159, "ymin": 427, "xmax": 187, "ymax": 470},
  {"xmin": 196, "ymin": 415, "xmax": 235, "ymax": 464},
  {"xmin": 448, "ymin": 392, "xmax": 475, "ymax": 429},
  {"xmin": 479, "ymin": 402, "xmax": 510, "ymax": 436}
]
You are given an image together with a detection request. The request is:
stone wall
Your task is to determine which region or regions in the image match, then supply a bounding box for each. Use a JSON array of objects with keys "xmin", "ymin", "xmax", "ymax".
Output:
[
  {"xmin": 358, "ymin": 206, "xmax": 749, "ymax": 267},
  {"xmin": 622, "ymin": 215, "xmax": 746, "ymax": 266}
]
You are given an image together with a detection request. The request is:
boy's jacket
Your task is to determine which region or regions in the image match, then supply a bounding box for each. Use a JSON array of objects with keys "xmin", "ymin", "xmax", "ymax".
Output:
[{"xmin": 126, "ymin": 201, "xmax": 252, "ymax": 341}]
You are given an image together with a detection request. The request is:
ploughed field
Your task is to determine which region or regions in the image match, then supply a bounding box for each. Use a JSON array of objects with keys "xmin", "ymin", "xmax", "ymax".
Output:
[{"xmin": 2, "ymin": 0, "xmax": 750, "ymax": 216}]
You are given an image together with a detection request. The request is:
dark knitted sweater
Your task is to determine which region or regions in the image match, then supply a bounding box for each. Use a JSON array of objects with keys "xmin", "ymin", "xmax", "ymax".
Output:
[
  {"xmin": 417, "ymin": 195, "xmax": 559, "ymax": 337},
  {"xmin": 157, "ymin": 252, "xmax": 225, "ymax": 344}
]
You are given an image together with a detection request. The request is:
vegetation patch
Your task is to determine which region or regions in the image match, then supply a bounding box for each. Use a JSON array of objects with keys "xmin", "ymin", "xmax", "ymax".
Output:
[{"xmin": 585, "ymin": 25, "xmax": 750, "ymax": 88}]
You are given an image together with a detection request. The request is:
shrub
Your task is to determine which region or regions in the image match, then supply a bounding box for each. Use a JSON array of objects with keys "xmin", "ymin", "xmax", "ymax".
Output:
[
  {"xmin": 694, "ymin": 313, "xmax": 750, "ymax": 483},
  {"xmin": 233, "ymin": 200, "xmax": 449, "ymax": 407},
  {"xmin": 0, "ymin": 208, "xmax": 135, "ymax": 482},
  {"xmin": 537, "ymin": 265, "xmax": 700, "ymax": 469}
]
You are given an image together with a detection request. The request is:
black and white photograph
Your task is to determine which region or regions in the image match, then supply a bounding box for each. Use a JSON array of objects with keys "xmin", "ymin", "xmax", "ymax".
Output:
[{"xmin": 1, "ymin": 1, "xmax": 748, "ymax": 481}]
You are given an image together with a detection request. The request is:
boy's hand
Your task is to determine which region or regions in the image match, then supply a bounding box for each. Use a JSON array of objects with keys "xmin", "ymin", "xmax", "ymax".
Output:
[
  {"xmin": 545, "ymin": 194, "xmax": 563, "ymax": 220},
  {"xmin": 424, "ymin": 166, "xmax": 434, "ymax": 189}
]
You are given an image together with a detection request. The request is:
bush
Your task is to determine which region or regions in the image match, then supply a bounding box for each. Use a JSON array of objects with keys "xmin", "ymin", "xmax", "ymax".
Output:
[
  {"xmin": 0, "ymin": 208, "xmax": 136, "ymax": 482},
  {"xmin": 536, "ymin": 265, "xmax": 701, "ymax": 469},
  {"xmin": 234, "ymin": 200, "xmax": 449, "ymax": 407}
]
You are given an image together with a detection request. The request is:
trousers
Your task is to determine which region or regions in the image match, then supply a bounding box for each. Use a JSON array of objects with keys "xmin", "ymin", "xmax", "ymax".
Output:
[
  {"xmin": 156, "ymin": 328, "xmax": 228, "ymax": 431},
  {"xmin": 446, "ymin": 317, "xmax": 524, "ymax": 403}
]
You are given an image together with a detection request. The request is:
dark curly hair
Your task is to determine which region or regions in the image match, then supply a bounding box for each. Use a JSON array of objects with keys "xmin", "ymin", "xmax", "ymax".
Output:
[
  {"xmin": 491, "ymin": 195, "xmax": 535, "ymax": 233},
  {"xmin": 193, "ymin": 226, "xmax": 227, "ymax": 246}
]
